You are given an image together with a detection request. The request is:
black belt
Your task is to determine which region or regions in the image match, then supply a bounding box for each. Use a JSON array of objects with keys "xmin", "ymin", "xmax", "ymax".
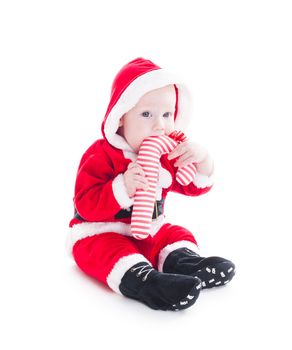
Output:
[
  {"xmin": 74, "ymin": 198, "xmax": 165, "ymax": 221},
  {"xmin": 115, "ymin": 198, "xmax": 165, "ymax": 220}
]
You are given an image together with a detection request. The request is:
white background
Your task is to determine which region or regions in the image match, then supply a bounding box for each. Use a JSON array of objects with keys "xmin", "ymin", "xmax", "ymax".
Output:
[{"xmin": 1, "ymin": 0, "xmax": 291, "ymax": 349}]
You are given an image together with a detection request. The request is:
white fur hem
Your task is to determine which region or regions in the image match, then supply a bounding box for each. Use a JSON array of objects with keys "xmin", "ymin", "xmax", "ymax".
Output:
[
  {"xmin": 157, "ymin": 240, "xmax": 200, "ymax": 272},
  {"xmin": 104, "ymin": 68, "xmax": 192, "ymax": 151},
  {"xmin": 67, "ymin": 215, "xmax": 165, "ymax": 254},
  {"xmin": 112, "ymin": 173, "xmax": 134, "ymax": 208},
  {"xmin": 193, "ymin": 172, "xmax": 214, "ymax": 189},
  {"xmin": 107, "ymin": 254, "xmax": 151, "ymax": 294}
]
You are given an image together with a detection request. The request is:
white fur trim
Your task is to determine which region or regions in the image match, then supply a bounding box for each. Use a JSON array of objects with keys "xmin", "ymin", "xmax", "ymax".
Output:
[
  {"xmin": 67, "ymin": 215, "xmax": 165, "ymax": 253},
  {"xmin": 112, "ymin": 173, "xmax": 134, "ymax": 209},
  {"xmin": 104, "ymin": 68, "xmax": 193, "ymax": 151},
  {"xmin": 158, "ymin": 164, "xmax": 172, "ymax": 189},
  {"xmin": 149, "ymin": 215, "xmax": 166, "ymax": 237},
  {"xmin": 122, "ymin": 149, "xmax": 137, "ymax": 162},
  {"xmin": 107, "ymin": 254, "xmax": 151, "ymax": 294},
  {"xmin": 155, "ymin": 165, "xmax": 173, "ymax": 200},
  {"xmin": 157, "ymin": 240, "xmax": 200, "ymax": 272},
  {"xmin": 193, "ymin": 172, "xmax": 214, "ymax": 189}
]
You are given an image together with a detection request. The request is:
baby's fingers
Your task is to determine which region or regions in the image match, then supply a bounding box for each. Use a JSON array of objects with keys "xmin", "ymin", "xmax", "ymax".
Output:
[
  {"xmin": 128, "ymin": 162, "xmax": 146, "ymax": 176},
  {"xmin": 135, "ymin": 181, "xmax": 149, "ymax": 191},
  {"xmin": 168, "ymin": 143, "xmax": 186, "ymax": 160},
  {"xmin": 134, "ymin": 175, "xmax": 149, "ymax": 191}
]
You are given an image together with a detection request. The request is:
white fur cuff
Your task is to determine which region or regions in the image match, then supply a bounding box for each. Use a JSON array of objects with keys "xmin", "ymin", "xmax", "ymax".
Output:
[
  {"xmin": 112, "ymin": 173, "xmax": 134, "ymax": 209},
  {"xmin": 157, "ymin": 240, "xmax": 200, "ymax": 272},
  {"xmin": 193, "ymin": 172, "xmax": 214, "ymax": 189},
  {"xmin": 107, "ymin": 254, "xmax": 151, "ymax": 294}
]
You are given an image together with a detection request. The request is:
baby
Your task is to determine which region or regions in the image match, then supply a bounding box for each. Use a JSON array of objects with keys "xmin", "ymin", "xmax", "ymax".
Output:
[{"xmin": 68, "ymin": 58, "xmax": 235, "ymax": 311}]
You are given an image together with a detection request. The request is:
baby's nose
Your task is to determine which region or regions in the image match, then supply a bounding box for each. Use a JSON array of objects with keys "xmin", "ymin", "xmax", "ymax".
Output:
[{"xmin": 153, "ymin": 117, "xmax": 165, "ymax": 131}]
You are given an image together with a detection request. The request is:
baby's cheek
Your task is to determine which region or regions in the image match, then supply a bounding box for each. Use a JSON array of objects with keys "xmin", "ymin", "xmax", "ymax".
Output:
[
  {"xmin": 166, "ymin": 126, "xmax": 175, "ymax": 135},
  {"xmin": 135, "ymin": 137, "xmax": 146, "ymax": 152}
]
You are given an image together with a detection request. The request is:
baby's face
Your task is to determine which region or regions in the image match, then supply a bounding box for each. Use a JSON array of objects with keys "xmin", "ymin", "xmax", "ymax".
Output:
[{"xmin": 118, "ymin": 85, "xmax": 176, "ymax": 152}]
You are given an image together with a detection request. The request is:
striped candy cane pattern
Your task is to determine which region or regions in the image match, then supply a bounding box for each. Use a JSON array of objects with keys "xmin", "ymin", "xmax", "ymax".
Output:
[{"xmin": 131, "ymin": 131, "xmax": 197, "ymax": 239}]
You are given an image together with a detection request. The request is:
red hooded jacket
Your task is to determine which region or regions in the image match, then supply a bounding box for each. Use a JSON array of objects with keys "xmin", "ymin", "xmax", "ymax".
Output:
[{"xmin": 67, "ymin": 58, "xmax": 213, "ymax": 250}]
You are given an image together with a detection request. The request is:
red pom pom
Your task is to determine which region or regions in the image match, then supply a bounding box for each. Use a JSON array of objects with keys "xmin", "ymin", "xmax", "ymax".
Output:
[{"xmin": 168, "ymin": 130, "xmax": 187, "ymax": 143}]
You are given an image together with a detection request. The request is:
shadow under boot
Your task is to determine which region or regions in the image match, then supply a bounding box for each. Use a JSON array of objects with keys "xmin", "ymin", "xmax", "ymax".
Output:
[
  {"xmin": 119, "ymin": 262, "xmax": 202, "ymax": 311},
  {"xmin": 163, "ymin": 248, "xmax": 236, "ymax": 289}
]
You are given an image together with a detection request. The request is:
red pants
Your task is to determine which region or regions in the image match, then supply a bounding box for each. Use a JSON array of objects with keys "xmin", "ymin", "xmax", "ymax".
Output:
[{"xmin": 72, "ymin": 223, "xmax": 198, "ymax": 293}]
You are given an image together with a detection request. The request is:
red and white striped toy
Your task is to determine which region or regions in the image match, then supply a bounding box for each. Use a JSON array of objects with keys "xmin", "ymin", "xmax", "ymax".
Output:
[{"xmin": 131, "ymin": 131, "xmax": 197, "ymax": 239}]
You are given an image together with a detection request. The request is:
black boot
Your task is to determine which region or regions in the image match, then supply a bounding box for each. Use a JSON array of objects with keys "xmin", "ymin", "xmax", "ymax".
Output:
[
  {"xmin": 163, "ymin": 248, "xmax": 236, "ymax": 289},
  {"xmin": 119, "ymin": 262, "xmax": 202, "ymax": 311}
]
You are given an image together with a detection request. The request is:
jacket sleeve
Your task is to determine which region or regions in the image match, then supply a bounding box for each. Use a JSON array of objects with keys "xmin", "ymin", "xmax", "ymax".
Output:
[
  {"xmin": 170, "ymin": 171, "xmax": 214, "ymax": 196},
  {"xmin": 166, "ymin": 154, "xmax": 214, "ymax": 196},
  {"xmin": 73, "ymin": 146, "xmax": 133, "ymax": 222}
]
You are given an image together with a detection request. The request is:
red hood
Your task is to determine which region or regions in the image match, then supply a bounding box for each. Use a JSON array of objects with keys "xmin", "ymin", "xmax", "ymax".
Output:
[{"xmin": 101, "ymin": 57, "xmax": 192, "ymax": 152}]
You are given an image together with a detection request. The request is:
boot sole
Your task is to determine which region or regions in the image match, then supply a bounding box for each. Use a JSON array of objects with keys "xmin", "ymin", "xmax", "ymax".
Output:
[
  {"xmin": 193, "ymin": 261, "xmax": 236, "ymax": 289},
  {"xmin": 169, "ymin": 277, "xmax": 202, "ymax": 311}
]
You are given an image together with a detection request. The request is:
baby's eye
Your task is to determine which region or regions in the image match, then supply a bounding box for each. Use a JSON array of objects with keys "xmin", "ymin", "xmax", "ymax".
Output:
[
  {"xmin": 163, "ymin": 112, "xmax": 171, "ymax": 118},
  {"xmin": 141, "ymin": 111, "xmax": 151, "ymax": 118}
]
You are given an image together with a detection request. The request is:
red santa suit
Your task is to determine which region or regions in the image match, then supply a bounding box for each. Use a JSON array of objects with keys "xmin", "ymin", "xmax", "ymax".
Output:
[{"xmin": 68, "ymin": 58, "xmax": 214, "ymax": 294}]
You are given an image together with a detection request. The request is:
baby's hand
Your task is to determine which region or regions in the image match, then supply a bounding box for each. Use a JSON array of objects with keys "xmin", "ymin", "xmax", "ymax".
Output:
[
  {"xmin": 168, "ymin": 141, "xmax": 207, "ymax": 167},
  {"xmin": 168, "ymin": 141, "xmax": 214, "ymax": 176},
  {"xmin": 123, "ymin": 162, "xmax": 150, "ymax": 198}
]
